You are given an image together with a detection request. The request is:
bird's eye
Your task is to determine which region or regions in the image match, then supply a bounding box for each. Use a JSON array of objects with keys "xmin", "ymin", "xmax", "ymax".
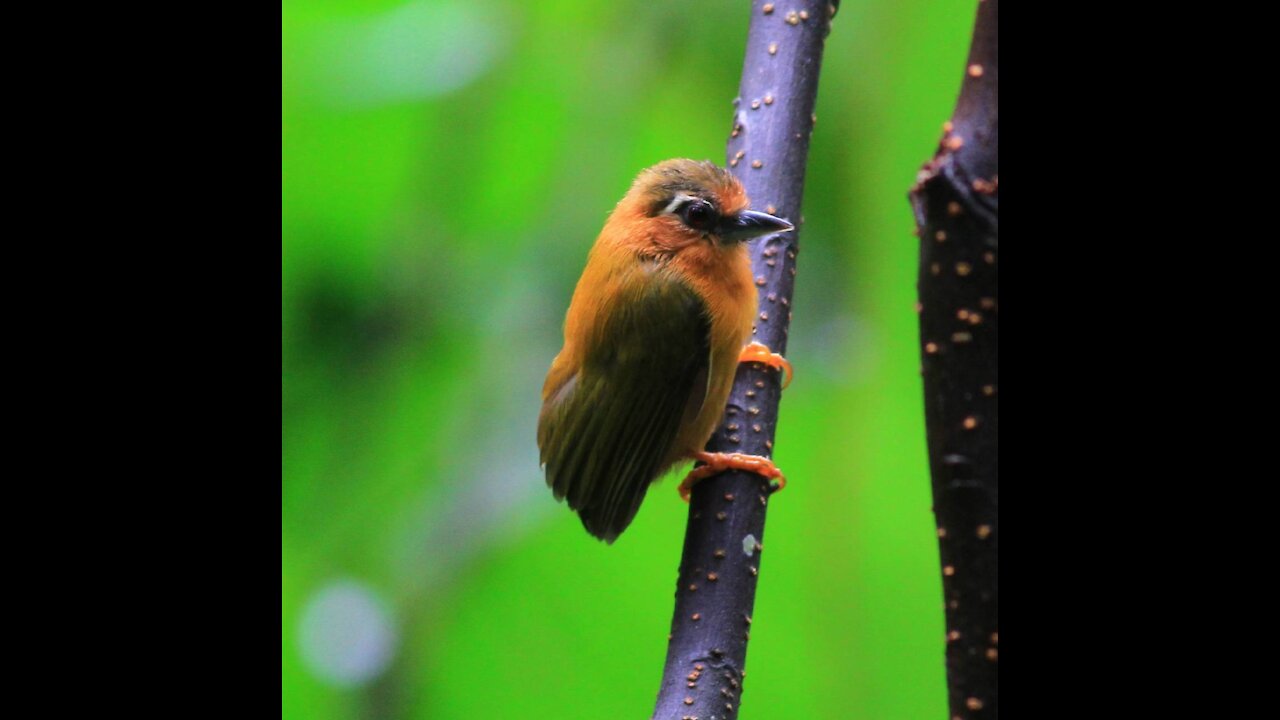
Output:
[{"xmin": 681, "ymin": 200, "xmax": 716, "ymax": 231}]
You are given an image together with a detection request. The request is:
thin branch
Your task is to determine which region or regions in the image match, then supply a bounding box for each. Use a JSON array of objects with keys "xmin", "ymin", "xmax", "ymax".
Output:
[
  {"xmin": 910, "ymin": 0, "xmax": 998, "ymax": 717},
  {"xmin": 652, "ymin": 2, "xmax": 836, "ymax": 718}
]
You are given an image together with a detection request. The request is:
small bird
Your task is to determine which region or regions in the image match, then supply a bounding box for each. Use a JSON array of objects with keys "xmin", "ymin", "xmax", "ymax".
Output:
[{"xmin": 538, "ymin": 159, "xmax": 794, "ymax": 542}]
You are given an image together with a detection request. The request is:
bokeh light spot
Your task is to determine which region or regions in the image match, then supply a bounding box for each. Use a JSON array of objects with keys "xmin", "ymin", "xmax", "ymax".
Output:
[{"xmin": 298, "ymin": 579, "xmax": 398, "ymax": 687}]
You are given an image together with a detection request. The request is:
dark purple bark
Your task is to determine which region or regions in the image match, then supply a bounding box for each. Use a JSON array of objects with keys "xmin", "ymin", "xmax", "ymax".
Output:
[
  {"xmin": 652, "ymin": 2, "xmax": 836, "ymax": 718},
  {"xmin": 910, "ymin": 1, "xmax": 998, "ymax": 717}
]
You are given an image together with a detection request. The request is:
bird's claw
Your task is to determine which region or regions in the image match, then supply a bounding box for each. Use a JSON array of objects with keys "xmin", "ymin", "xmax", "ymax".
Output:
[
  {"xmin": 738, "ymin": 341, "xmax": 793, "ymax": 389},
  {"xmin": 678, "ymin": 451, "xmax": 786, "ymax": 502}
]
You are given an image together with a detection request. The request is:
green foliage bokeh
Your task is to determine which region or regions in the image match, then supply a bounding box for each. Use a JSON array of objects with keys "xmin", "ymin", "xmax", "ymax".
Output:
[{"xmin": 283, "ymin": 1, "xmax": 973, "ymax": 717}]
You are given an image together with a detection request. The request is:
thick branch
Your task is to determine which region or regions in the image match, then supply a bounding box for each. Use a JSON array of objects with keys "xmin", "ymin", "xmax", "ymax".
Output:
[
  {"xmin": 909, "ymin": 1, "xmax": 998, "ymax": 717},
  {"xmin": 652, "ymin": 2, "xmax": 835, "ymax": 718}
]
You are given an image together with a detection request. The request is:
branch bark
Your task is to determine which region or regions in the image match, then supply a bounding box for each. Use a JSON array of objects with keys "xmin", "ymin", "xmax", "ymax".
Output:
[
  {"xmin": 652, "ymin": 2, "xmax": 835, "ymax": 718},
  {"xmin": 910, "ymin": 1, "xmax": 998, "ymax": 717}
]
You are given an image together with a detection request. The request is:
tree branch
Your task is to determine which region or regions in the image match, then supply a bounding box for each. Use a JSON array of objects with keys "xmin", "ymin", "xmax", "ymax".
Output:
[
  {"xmin": 909, "ymin": 1, "xmax": 998, "ymax": 717},
  {"xmin": 652, "ymin": 2, "xmax": 836, "ymax": 718}
]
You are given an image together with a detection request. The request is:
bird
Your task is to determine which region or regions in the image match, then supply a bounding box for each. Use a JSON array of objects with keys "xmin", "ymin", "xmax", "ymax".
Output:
[{"xmin": 538, "ymin": 158, "xmax": 794, "ymax": 542}]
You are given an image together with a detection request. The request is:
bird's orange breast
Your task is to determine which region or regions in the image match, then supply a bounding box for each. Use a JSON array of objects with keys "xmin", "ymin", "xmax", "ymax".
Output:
[{"xmin": 663, "ymin": 240, "xmax": 757, "ymax": 463}]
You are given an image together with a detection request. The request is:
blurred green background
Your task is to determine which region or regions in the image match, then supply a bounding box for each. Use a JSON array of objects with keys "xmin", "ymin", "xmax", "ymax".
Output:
[{"xmin": 283, "ymin": 1, "xmax": 973, "ymax": 717}]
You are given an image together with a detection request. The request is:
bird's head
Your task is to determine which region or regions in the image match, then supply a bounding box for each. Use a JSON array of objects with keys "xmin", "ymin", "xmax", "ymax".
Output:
[{"xmin": 609, "ymin": 159, "xmax": 793, "ymax": 256}]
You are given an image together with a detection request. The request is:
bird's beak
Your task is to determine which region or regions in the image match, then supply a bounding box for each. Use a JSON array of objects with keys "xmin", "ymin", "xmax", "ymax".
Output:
[{"xmin": 718, "ymin": 209, "xmax": 795, "ymax": 243}]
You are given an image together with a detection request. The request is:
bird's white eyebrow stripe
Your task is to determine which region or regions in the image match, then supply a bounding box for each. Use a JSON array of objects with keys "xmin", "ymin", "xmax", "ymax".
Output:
[{"xmin": 662, "ymin": 194, "xmax": 697, "ymax": 215}]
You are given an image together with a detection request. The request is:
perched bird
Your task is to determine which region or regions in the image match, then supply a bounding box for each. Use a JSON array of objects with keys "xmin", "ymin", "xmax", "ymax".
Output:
[{"xmin": 538, "ymin": 159, "xmax": 793, "ymax": 542}]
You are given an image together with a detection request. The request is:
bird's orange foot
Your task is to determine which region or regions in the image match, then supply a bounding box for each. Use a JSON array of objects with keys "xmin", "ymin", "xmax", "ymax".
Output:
[
  {"xmin": 678, "ymin": 451, "xmax": 786, "ymax": 501},
  {"xmin": 739, "ymin": 341, "xmax": 793, "ymax": 389}
]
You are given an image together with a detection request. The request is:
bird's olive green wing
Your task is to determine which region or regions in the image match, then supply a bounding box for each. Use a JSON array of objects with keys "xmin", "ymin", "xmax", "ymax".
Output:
[{"xmin": 538, "ymin": 265, "xmax": 711, "ymax": 542}]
